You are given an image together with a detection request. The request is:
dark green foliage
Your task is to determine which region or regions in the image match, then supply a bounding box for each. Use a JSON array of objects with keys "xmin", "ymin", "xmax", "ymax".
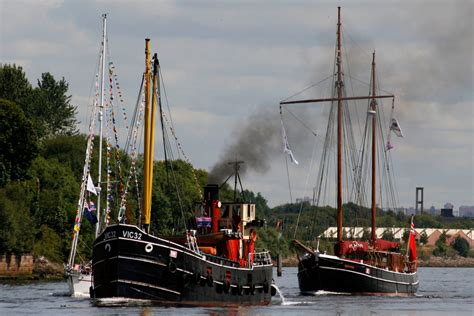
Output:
[
  {"xmin": 242, "ymin": 190, "xmax": 271, "ymax": 218},
  {"xmin": 0, "ymin": 182, "xmax": 35, "ymax": 254},
  {"xmin": 0, "ymin": 64, "xmax": 32, "ymax": 105},
  {"xmin": 433, "ymin": 231, "xmax": 449, "ymax": 257},
  {"xmin": 452, "ymin": 236, "xmax": 469, "ymax": 257},
  {"xmin": 420, "ymin": 231, "xmax": 428, "ymax": 245},
  {"xmin": 381, "ymin": 229, "xmax": 395, "ymax": 241},
  {"xmin": 27, "ymin": 73, "xmax": 78, "ymax": 137},
  {"xmin": 415, "ymin": 214, "xmax": 443, "ymax": 228},
  {"xmin": 28, "ymin": 157, "xmax": 79, "ymax": 231},
  {"xmin": 33, "ymin": 225, "xmax": 64, "ymax": 263},
  {"xmin": 255, "ymin": 227, "xmax": 290, "ymax": 259},
  {"xmin": 0, "ymin": 99, "xmax": 39, "ymax": 185},
  {"xmin": 40, "ymin": 135, "xmax": 87, "ymax": 180},
  {"xmin": 150, "ymin": 160, "xmax": 207, "ymax": 235},
  {"xmin": 0, "ymin": 64, "xmax": 77, "ymax": 139}
]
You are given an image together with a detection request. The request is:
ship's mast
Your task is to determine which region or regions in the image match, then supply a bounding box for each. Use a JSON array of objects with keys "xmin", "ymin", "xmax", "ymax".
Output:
[
  {"xmin": 143, "ymin": 39, "xmax": 152, "ymax": 233},
  {"xmin": 96, "ymin": 13, "xmax": 107, "ymax": 237},
  {"xmin": 336, "ymin": 6, "xmax": 343, "ymax": 243},
  {"xmin": 370, "ymin": 52, "xmax": 377, "ymax": 244}
]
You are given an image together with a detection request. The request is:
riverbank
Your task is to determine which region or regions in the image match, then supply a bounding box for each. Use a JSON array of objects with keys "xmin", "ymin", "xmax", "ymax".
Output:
[{"xmin": 0, "ymin": 257, "xmax": 64, "ymax": 281}]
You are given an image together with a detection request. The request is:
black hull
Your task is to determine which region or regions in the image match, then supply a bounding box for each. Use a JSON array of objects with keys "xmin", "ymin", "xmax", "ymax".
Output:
[
  {"xmin": 92, "ymin": 224, "xmax": 273, "ymax": 306},
  {"xmin": 298, "ymin": 252, "xmax": 418, "ymax": 295}
]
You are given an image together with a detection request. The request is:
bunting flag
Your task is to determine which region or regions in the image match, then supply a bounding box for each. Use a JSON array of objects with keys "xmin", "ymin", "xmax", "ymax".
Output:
[
  {"xmin": 407, "ymin": 216, "xmax": 417, "ymax": 262},
  {"xmin": 87, "ymin": 174, "xmax": 97, "ymax": 195},
  {"xmin": 386, "ymin": 140, "xmax": 394, "ymax": 151},
  {"xmin": 390, "ymin": 118, "xmax": 403, "ymax": 137},
  {"xmin": 281, "ymin": 119, "xmax": 299, "ymax": 165}
]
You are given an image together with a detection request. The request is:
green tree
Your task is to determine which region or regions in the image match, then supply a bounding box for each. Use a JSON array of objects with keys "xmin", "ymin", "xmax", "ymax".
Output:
[
  {"xmin": 420, "ymin": 231, "xmax": 428, "ymax": 245},
  {"xmin": 452, "ymin": 236, "xmax": 469, "ymax": 257},
  {"xmin": 0, "ymin": 99, "xmax": 39, "ymax": 185},
  {"xmin": 0, "ymin": 182, "xmax": 35, "ymax": 254},
  {"xmin": 27, "ymin": 73, "xmax": 78, "ymax": 137},
  {"xmin": 433, "ymin": 231, "xmax": 449, "ymax": 257},
  {"xmin": 382, "ymin": 229, "xmax": 395, "ymax": 241},
  {"xmin": 28, "ymin": 156, "xmax": 79, "ymax": 234},
  {"xmin": 150, "ymin": 160, "xmax": 206, "ymax": 235},
  {"xmin": 255, "ymin": 227, "xmax": 290, "ymax": 259},
  {"xmin": 0, "ymin": 64, "xmax": 32, "ymax": 105}
]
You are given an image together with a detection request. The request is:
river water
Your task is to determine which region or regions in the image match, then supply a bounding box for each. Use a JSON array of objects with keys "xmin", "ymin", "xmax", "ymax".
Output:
[{"xmin": 0, "ymin": 267, "xmax": 472, "ymax": 315}]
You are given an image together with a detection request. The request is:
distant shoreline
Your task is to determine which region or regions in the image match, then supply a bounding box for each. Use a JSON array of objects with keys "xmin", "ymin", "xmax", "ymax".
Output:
[{"xmin": 280, "ymin": 255, "xmax": 474, "ymax": 268}]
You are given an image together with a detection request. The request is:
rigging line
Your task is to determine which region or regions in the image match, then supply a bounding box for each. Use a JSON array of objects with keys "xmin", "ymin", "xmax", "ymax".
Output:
[
  {"xmin": 342, "ymin": 33, "xmax": 364, "ymax": 139},
  {"xmin": 118, "ymin": 78, "xmax": 145, "ymax": 222},
  {"xmin": 293, "ymin": 134, "xmax": 319, "ymax": 240},
  {"xmin": 285, "ymin": 155, "xmax": 293, "ymax": 204},
  {"xmin": 280, "ymin": 74, "xmax": 334, "ymax": 103},
  {"xmin": 347, "ymin": 73, "xmax": 395, "ymax": 97},
  {"xmin": 160, "ymin": 118, "xmax": 189, "ymax": 231},
  {"xmin": 281, "ymin": 106, "xmax": 318, "ymax": 136},
  {"xmin": 343, "ymin": 25, "xmax": 372, "ymax": 60},
  {"xmin": 159, "ymin": 69, "xmax": 180, "ymax": 158}
]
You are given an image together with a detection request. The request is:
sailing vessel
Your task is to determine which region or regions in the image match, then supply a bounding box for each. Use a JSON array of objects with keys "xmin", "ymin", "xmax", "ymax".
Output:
[
  {"xmin": 65, "ymin": 14, "xmax": 108, "ymax": 297},
  {"xmin": 286, "ymin": 7, "xmax": 418, "ymax": 295},
  {"xmin": 66, "ymin": 13, "xmax": 128, "ymax": 297},
  {"xmin": 91, "ymin": 39, "xmax": 274, "ymax": 306}
]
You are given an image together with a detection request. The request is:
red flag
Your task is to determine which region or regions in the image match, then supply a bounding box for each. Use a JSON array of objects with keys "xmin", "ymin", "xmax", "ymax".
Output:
[{"xmin": 408, "ymin": 217, "xmax": 417, "ymax": 261}]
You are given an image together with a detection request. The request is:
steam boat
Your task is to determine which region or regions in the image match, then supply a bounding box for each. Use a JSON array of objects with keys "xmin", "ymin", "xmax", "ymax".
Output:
[
  {"xmin": 286, "ymin": 7, "xmax": 418, "ymax": 295},
  {"xmin": 91, "ymin": 39, "xmax": 273, "ymax": 306}
]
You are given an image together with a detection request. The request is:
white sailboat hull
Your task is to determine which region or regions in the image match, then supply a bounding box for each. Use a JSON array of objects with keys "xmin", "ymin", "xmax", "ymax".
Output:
[{"xmin": 67, "ymin": 272, "xmax": 92, "ymax": 298}]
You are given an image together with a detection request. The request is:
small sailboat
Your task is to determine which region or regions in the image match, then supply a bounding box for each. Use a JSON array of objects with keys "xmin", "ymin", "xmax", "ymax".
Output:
[
  {"xmin": 66, "ymin": 13, "xmax": 127, "ymax": 297},
  {"xmin": 91, "ymin": 39, "xmax": 274, "ymax": 306},
  {"xmin": 286, "ymin": 7, "xmax": 418, "ymax": 295}
]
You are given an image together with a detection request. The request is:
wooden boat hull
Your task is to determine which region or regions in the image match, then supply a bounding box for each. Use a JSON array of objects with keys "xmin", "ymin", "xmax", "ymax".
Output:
[
  {"xmin": 297, "ymin": 252, "xmax": 418, "ymax": 295},
  {"xmin": 92, "ymin": 224, "xmax": 273, "ymax": 306}
]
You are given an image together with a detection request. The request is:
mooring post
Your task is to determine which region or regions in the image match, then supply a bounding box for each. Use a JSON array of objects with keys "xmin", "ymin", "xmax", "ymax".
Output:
[{"xmin": 277, "ymin": 253, "xmax": 282, "ymax": 277}]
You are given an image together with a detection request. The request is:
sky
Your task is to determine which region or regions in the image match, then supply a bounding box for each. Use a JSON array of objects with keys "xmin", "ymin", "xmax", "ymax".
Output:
[{"xmin": 1, "ymin": 0, "xmax": 473, "ymax": 210}]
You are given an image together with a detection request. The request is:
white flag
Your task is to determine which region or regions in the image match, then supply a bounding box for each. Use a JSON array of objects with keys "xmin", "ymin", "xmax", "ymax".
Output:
[
  {"xmin": 87, "ymin": 174, "xmax": 97, "ymax": 195},
  {"xmin": 390, "ymin": 118, "xmax": 403, "ymax": 137},
  {"xmin": 281, "ymin": 120, "xmax": 299, "ymax": 165}
]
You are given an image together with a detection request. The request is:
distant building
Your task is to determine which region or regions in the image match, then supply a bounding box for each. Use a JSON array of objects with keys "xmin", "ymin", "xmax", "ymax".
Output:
[
  {"xmin": 319, "ymin": 227, "xmax": 474, "ymax": 248},
  {"xmin": 295, "ymin": 196, "xmax": 311, "ymax": 204},
  {"xmin": 459, "ymin": 205, "xmax": 474, "ymax": 218},
  {"xmin": 429, "ymin": 206, "xmax": 438, "ymax": 216},
  {"xmin": 441, "ymin": 208, "xmax": 454, "ymax": 217},
  {"xmin": 406, "ymin": 207, "xmax": 416, "ymax": 216}
]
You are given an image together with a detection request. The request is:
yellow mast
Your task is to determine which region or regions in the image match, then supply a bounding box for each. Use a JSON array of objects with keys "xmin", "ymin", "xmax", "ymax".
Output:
[{"xmin": 143, "ymin": 39, "xmax": 152, "ymax": 232}]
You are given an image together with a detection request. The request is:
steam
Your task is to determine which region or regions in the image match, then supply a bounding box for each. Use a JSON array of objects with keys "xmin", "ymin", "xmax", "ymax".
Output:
[{"xmin": 207, "ymin": 107, "xmax": 281, "ymax": 184}]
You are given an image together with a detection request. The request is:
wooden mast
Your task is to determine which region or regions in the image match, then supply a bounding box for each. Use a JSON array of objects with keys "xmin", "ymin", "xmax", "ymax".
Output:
[
  {"xmin": 336, "ymin": 6, "xmax": 343, "ymax": 244},
  {"xmin": 370, "ymin": 52, "xmax": 377, "ymax": 244},
  {"xmin": 143, "ymin": 39, "xmax": 152, "ymax": 232}
]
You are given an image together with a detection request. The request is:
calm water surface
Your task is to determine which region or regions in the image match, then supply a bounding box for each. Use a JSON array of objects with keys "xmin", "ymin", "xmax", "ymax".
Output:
[{"xmin": 0, "ymin": 267, "xmax": 472, "ymax": 315}]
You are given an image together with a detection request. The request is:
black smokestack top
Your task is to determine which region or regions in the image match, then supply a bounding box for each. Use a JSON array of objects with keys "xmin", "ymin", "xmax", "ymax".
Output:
[{"xmin": 208, "ymin": 107, "xmax": 282, "ymax": 184}]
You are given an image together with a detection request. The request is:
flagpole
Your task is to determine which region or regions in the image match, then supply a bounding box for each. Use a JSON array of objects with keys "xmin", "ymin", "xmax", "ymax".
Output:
[{"xmin": 96, "ymin": 13, "xmax": 107, "ymax": 237}]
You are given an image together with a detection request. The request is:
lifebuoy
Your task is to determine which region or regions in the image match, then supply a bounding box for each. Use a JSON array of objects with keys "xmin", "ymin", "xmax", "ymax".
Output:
[
  {"xmin": 168, "ymin": 261, "xmax": 177, "ymax": 274},
  {"xmin": 270, "ymin": 284, "xmax": 277, "ymax": 296}
]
